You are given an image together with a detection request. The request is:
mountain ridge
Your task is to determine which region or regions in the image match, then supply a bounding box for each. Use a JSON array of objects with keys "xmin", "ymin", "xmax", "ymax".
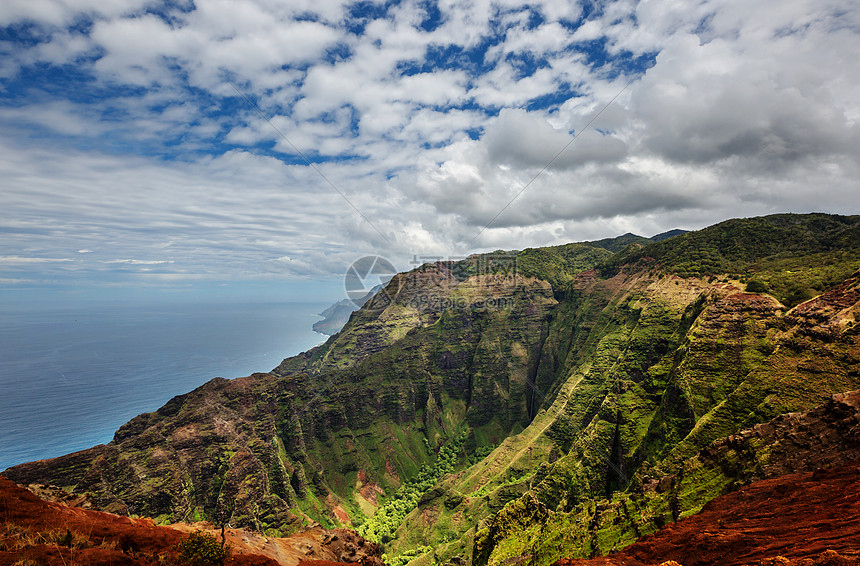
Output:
[
  {"xmin": 4, "ymin": 389, "xmax": 858, "ymax": 565},
  {"xmin": 5, "ymin": 213, "xmax": 860, "ymax": 566}
]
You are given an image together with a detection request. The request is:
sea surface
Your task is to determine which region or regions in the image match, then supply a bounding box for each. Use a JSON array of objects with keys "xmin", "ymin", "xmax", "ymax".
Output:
[{"xmin": 0, "ymin": 300, "xmax": 328, "ymax": 471}]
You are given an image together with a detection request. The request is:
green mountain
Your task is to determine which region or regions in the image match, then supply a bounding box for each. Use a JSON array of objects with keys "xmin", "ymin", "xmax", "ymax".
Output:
[
  {"xmin": 5, "ymin": 213, "xmax": 860, "ymax": 566},
  {"xmin": 313, "ymin": 283, "xmax": 385, "ymax": 336}
]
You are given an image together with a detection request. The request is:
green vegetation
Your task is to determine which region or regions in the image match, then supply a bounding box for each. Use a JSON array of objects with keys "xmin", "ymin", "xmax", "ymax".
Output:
[
  {"xmin": 8, "ymin": 213, "xmax": 860, "ymax": 566},
  {"xmin": 385, "ymin": 545, "xmax": 435, "ymax": 566},
  {"xmin": 390, "ymin": 216, "xmax": 860, "ymax": 566},
  {"xmin": 174, "ymin": 530, "xmax": 230, "ymax": 566},
  {"xmin": 605, "ymin": 214, "xmax": 860, "ymax": 305},
  {"xmin": 359, "ymin": 430, "xmax": 468, "ymax": 544},
  {"xmin": 740, "ymin": 249, "xmax": 860, "ymax": 306},
  {"xmin": 589, "ymin": 233, "xmax": 654, "ymax": 253},
  {"xmin": 516, "ymin": 243, "xmax": 613, "ymax": 288}
]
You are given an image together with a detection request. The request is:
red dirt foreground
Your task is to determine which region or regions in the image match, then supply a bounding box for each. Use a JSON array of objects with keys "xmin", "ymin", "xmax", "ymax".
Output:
[
  {"xmin": 0, "ymin": 473, "xmax": 279, "ymax": 566},
  {"xmin": 553, "ymin": 460, "xmax": 860, "ymax": 566}
]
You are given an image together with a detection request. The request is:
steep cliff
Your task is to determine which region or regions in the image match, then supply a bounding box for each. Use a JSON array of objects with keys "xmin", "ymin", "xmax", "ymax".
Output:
[
  {"xmin": 5, "ymin": 213, "xmax": 860, "ymax": 566},
  {"xmin": 5, "ymin": 253, "xmax": 565, "ymax": 537},
  {"xmin": 394, "ymin": 215, "xmax": 860, "ymax": 566}
]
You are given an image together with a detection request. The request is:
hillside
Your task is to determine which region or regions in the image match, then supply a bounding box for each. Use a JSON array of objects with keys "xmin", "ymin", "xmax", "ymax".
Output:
[
  {"xmin": 554, "ymin": 458, "xmax": 860, "ymax": 566},
  {"xmin": 0, "ymin": 474, "xmax": 383, "ymax": 566},
  {"xmin": 4, "ymin": 391, "xmax": 857, "ymax": 566},
  {"xmin": 470, "ymin": 388, "xmax": 860, "ymax": 566},
  {"xmin": 0, "ymin": 473, "xmax": 275, "ymax": 566},
  {"xmin": 5, "ymin": 213, "xmax": 860, "ymax": 566}
]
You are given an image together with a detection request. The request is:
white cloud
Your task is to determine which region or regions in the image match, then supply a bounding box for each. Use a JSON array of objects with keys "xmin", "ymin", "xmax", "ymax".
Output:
[
  {"xmin": 484, "ymin": 108, "xmax": 627, "ymax": 169},
  {"xmin": 0, "ymin": 256, "xmax": 74, "ymax": 263},
  {"xmin": 0, "ymin": 0, "xmax": 858, "ymax": 289},
  {"xmin": 0, "ymin": 101, "xmax": 105, "ymax": 137},
  {"xmin": 104, "ymin": 259, "xmax": 175, "ymax": 265},
  {"xmin": 0, "ymin": 0, "xmax": 155, "ymax": 27}
]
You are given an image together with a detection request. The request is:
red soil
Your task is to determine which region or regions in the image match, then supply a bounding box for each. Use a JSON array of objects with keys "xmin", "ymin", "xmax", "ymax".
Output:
[
  {"xmin": 554, "ymin": 461, "xmax": 860, "ymax": 566},
  {"xmin": 0, "ymin": 474, "xmax": 278, "ymax": 566}
]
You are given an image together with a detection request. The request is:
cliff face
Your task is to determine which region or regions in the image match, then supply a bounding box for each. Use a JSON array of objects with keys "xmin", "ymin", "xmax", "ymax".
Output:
[
  {"xmin": 5, "ymin": 213, "xmax": 860, "ymax": 566},
  {"xmin": 313, "ymin": 299, "xmax": 357, "ymax": 336},
  {"xmin": 313, "ymin": 283, "xmax": 384, "ymax": 336},
  {"xmin": 5, "ymin": 259, "xmax": 560, "ymax": 537},
  {"xmin": 389, "ymin": 265, "xmax": 860, "ymax": 566}
]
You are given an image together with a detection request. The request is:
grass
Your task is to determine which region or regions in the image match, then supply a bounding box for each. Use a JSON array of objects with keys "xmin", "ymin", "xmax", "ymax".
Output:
[
  {"xmin": 0, "ymin": 520, "xmax": 180, "ymax": 566},
  {"xmin": 0, "ymin": 523, "xmax": 94, "ymax": 552}
]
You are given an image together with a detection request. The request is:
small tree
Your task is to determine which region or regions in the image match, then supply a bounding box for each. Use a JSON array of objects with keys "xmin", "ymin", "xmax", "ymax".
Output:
[{"xmin": 174, "ymin": 530, "xmax": 231, "ymax": 566}]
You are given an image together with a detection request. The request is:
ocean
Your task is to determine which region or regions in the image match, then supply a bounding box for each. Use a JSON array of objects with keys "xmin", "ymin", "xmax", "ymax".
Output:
[{"xmin": 0, "ymin": 300, "xmax": 328, "ymax": 471}]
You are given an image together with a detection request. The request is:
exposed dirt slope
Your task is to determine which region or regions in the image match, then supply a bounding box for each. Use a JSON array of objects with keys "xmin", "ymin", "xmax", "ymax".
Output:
[
  {"xmin": 0, "ymin": 474, "xmax": 275, "ymax": 565},
  {"xmin": 553, "ymin": 460, "xmax": 860, "ymax": 566},
  {"xmin": 169, "ymin": 524, "xmax": 383, "ymax": 566},
  {"xmin": 0, "ymin": 475, "xmax": 381, "ymax": 566}
]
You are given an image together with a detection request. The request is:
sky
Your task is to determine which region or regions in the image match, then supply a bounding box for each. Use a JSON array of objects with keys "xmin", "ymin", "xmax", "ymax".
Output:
[{"xmin": 1, "ymin": 0, "xmax": 859, "ymax": 304}]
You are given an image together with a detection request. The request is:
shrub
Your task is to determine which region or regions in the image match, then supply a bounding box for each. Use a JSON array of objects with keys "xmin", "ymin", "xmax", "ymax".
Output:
[
  {"xmin": 174, "ymin": 530, "xmax": 230, "ymax": 566},
  {"xmin": 745, "ymin": 279, "xmax": 768, "ymax": 293}
]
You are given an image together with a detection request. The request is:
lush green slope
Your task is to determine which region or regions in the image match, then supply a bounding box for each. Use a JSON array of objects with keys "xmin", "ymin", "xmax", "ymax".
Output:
[
  {"xmin": 385, "ymin": 214, "xmax": 860, "ymax": 566},
  {"xmin": 466, "ymin": 269, "xmax": 860, "ymax": 566},
  {"xmin": 4, "ymin": 254, "xmax": 569, "ymax": 535},
  {"xmin": 607, "ymin": 213, "xmax": 860, "ymax": 306},
  {"xmin": 5, "ymin": 213, "xmax": 860, "ymax": 566}
]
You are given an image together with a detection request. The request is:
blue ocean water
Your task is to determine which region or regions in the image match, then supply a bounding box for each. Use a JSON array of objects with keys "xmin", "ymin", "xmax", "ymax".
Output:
[{"xmin": 0, "ymin": 301, "xmax": 328, "ymax": 471}]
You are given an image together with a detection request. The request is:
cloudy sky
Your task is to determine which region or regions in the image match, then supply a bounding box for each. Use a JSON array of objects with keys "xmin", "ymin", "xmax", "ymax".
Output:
[{"xmin": 1, "ymin": 0, "xmax": 858, "ymax": 303}]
